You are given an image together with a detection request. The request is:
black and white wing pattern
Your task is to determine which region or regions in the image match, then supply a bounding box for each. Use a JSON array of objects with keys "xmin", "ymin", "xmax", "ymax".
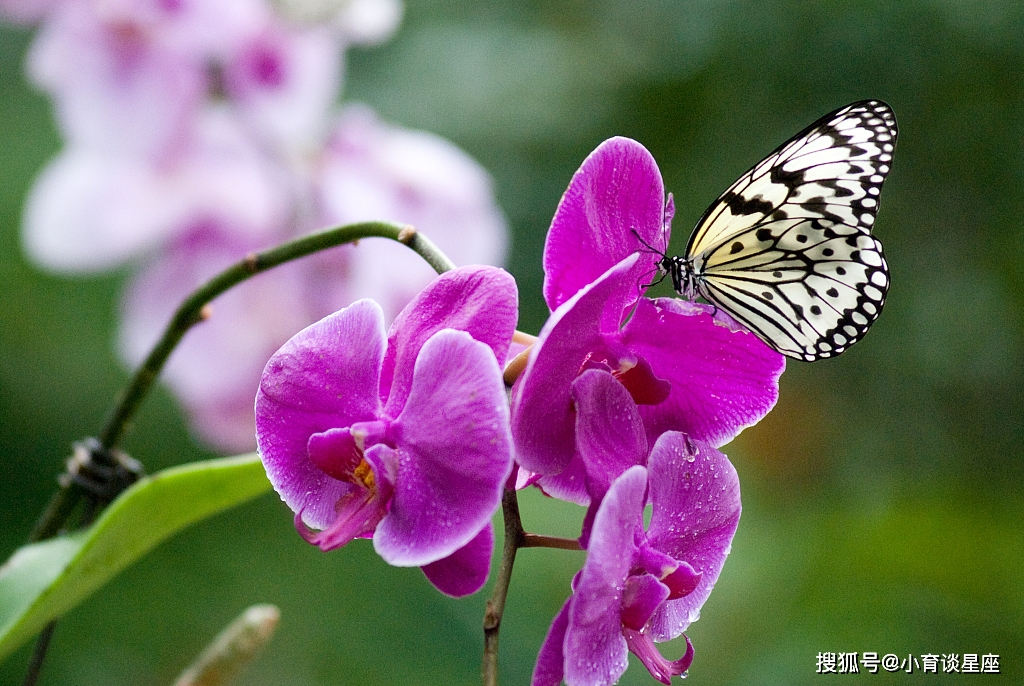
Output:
[{"xmin": 682, "ymin": 100, "xmax": 896, "ymax": 361}]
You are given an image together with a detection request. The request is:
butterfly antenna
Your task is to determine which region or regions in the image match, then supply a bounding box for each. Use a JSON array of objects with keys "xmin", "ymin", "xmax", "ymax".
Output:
[
  {"xmin": 639, "ymin": 268, "xmax": 667, "ymax": 291},
  {"xmin": 629, "ymin": 229, "xmax": 669, "ymax": 293},
  {"xmin": 630, "ymin": 229, "xmax": 667, "ymax": 258}
]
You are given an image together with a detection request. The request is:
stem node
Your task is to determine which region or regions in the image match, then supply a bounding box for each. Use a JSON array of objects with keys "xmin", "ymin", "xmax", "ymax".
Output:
[
  {"xmin": 397, "ymin": 224, "xmax": 417, "ymax": 243},
  {"xmin": 243, "ymin": 252, "xmax": 260, "ymax": 272}
]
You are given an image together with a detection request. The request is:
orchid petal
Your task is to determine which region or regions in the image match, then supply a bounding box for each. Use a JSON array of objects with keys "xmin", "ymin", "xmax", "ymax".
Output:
[
  {"xmin": 572, "ymin": 369, "xmax": 647, "ymax": 545},
  {"xmin": 296, "ymin": 443, "xmax": 397, "ymax": 552},
  {"xmin": 535, "ymin": 453, "xmax": 590, "ymax": 506},
  {"xmin": 543, "ymin": 137, "xmax": 666, "ymax": 323},
  {"xmin": 510, "ymin": 254, "xmax": 638, "ymax": 476},
  {"xmin": 382, "ymin": 265, "xmax": 518, "ymax": 417},
  {"xmin": 375, "ymin": 330, "xmax": 512, "ymax": 566},
  {"xmin": 573, "ymin": 370, "xmax": 648, "ymax": 494},
  {"xmin": 620, "ymin": 573, "xmax": 670, "ymax": 631},
  {"xmin": 255, "ymin": 300, "xmax": 385, "ymax": 530},
  {"xmin": 662, "ymin": 560, "xmax": 702, "ymax": 600},
  {"xmin": 563, "ymin": 465, "xmax": 647, "ymax": 686},
  {"xmin": 622, "ymin": 297, "xmax": 786, "ymax": 448},
  {"xmin": 224, "ymin": 24, "xmax": 341, "ymax": 151},
  {"xmin": 645, "ymin": 433, "xmax": 742, "ymax": 641},
  {"xmin": 532, "ymin": 598, "xmax": 571, "ymax": 686},
  {"xmin": 421, "ymin": 523, "xmax": 494, "ymax": 598},
  {"xmin": 307, "ymin": 427, "xmax": 363, "ymax": 481},
  {"xmin": 622, "ymin": 630, "xmax": 694, "ymax": 685},
  {"xmin": 319, "ymin": 106, "xmax": 509, "ymax": 322}
]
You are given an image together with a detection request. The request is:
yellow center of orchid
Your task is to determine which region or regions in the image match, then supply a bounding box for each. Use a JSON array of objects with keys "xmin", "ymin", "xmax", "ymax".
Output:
[{"xmin": 353, "ymin": 458, "xmax": 375, "ymax": 490}]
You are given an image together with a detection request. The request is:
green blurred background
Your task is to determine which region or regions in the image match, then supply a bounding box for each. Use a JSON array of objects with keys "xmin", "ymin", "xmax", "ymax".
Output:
[{"xmin": 2, "ymin": 1, "xmax": 1023, "ymax": 684}]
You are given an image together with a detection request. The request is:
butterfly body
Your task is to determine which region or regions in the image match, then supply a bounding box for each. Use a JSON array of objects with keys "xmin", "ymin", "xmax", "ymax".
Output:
[
  {"xmin": 664, "ymin": 100, "xmax": 897, "ymax": 361},
  {"xmin": 659, "ymin": 253, "xmax": 700, "ymax": 301}
]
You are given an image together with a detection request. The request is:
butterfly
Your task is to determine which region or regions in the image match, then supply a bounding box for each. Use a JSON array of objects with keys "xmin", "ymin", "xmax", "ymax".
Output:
[{"xmin": 654, "ymin": 100, "xmax": 896, "ymax": 361}]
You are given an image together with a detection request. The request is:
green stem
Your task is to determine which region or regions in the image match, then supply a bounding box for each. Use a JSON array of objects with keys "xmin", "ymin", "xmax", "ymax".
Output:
[
  {"xmin": 99, "ymin": 221, "xmax": 453, "ymax": 449},
  {"xmin": 520, "ymin": 533, "xmax": 582, "ymax": 551}
]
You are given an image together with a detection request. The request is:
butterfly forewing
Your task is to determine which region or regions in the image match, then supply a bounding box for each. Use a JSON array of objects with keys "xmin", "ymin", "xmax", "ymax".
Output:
[{"xmin": 683, "ymin": 100, "xmax": 895, "ymax": 361}]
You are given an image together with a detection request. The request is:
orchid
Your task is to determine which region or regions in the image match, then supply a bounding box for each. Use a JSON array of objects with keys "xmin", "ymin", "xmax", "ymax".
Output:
[
  {"xmin": 533, "ymin": 431, "xmax": 742, "ymax": 686},
  {"xmin": 511, "ymin": 137, "xmax": 786, "ymax": 497},
  {"xmin": 255, "ymin": 266, "xmax": 517, "ymax": 597}
]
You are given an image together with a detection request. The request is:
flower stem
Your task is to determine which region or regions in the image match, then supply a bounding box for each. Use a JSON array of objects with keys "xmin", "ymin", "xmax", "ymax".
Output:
[
  {"xmin": 98, "ymin": 221, "xmax": 453, "ymax": 449},
  {"xmin": 520, "ymin": 533, "xmax": 582, "ymax": 550},
  {"xmin": 482, "ymin": 487, "xmax": 524, "ymax": 686}
]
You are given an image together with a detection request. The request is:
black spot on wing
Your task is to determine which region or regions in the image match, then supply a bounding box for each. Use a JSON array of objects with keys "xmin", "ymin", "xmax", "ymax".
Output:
[{"xmin": 724, "ymin": 191, "xmax": 776, "ymax": 216}]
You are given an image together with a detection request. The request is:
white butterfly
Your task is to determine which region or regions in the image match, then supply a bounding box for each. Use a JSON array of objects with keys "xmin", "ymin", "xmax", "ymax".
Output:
[{"xmin": 657, "ymin": 100, "xmax": 896, "ymax": 361}]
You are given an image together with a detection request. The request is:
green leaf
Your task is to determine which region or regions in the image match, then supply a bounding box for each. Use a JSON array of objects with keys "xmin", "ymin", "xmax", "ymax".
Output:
[{"xmin": 0, "ymin": 453, "xmax": 271, "ymax": 664}]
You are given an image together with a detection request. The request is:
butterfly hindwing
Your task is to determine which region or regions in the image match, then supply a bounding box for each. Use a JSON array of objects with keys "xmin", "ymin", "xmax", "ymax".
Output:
[{"xmin": 682, "ymin": 100, "xmax": 895, "ymax": 361}]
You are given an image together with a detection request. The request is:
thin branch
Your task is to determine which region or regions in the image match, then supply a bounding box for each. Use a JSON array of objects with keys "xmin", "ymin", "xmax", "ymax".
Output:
[
  {"xmin": 98, "ymin": 221, "xmax": 453, "ymax": 449},
  {"xmin": 20, "ymin": 622, "xmax": 55, "ymax": 686},
  {"xmin": 482, "ymin": 487, "xmax": 525, "ymax": 686},
  {"xmin": 520, "ymin": 533, "xmax": 582, "ymax": 551}
]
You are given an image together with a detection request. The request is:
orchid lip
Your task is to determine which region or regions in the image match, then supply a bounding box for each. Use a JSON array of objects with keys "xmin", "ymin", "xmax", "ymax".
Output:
[
  {"xmin": 578, "ymin": 351, "xmax": 670, "ymax": 407},
  {"xmin": 294, "ymin": 485, "xmax": 389, "ymax": 552},
  {"xmin": 307, "ymin": 421, "xmax": 390, "ymax": 484},
  {"xmin": 623, "ymin": 628, "xmax": 694, "ymax": 685}
]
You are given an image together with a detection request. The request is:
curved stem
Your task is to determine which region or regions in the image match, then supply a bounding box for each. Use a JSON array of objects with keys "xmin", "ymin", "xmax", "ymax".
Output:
[
  {"xmin": 33, "ymin": 223, "xmax": 451, "ymax": 546},
  {"xmin": 99, "ymin": 221, "xmax": 453, "ymax": 449}
]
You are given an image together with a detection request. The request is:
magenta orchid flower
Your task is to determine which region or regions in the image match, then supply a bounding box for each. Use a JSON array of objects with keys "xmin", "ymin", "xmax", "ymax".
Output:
[
  {"xmin": 511, "ymin": 137, "xmax": 785, "ymax": 493},
  {"xmin": 533, "ymin": 431, "xmax": 742, "ymax": 686},
  {"xmin": 255, "ymin": 266, "xmax": 517, "ymax": 596}
]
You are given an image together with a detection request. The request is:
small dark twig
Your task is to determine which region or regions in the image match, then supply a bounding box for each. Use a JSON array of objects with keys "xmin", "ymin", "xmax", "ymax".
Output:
[
  {"xmin": 520, "ymin": 533, "xmax": 582, "ymax": 550},
  {"xmin": 21, "ymin": 622, "xmax": 55, "ymax": 686},
  {"xmin": 482, "ymin": 487, "xmax": 524, "ymax": 686}
]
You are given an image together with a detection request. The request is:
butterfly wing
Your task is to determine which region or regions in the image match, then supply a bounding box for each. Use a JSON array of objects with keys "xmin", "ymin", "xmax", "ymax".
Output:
[{"xmin": 686, "ymin": 100, "xmax": 896, "ymax": 361}]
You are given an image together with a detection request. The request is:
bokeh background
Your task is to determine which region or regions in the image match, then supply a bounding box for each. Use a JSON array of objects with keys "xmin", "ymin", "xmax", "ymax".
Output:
[{"xmin": 3, "ymin": 0, "xmax": 1023, "ymax": 684}]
